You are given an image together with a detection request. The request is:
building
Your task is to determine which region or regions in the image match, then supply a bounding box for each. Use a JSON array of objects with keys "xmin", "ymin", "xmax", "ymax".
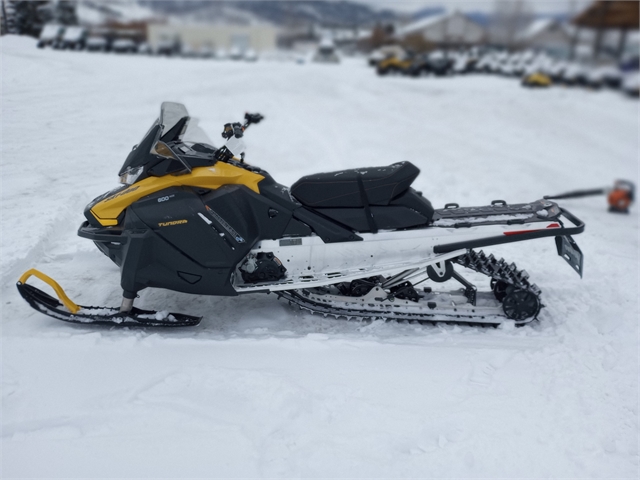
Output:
[
  {"xmin": 147, "ymin": 23, "xmax": 277, "ymax": 53},
  {"xmin": 395, "ymin": 11, "xmax": 486, "ymax": 47},
  {"xmin": 571, "ymin": 1, "xmax": 640, "ymax": 60},
  {"xmin": 517, "ymin": 18, "xmax": 571, "ymax": 55}
]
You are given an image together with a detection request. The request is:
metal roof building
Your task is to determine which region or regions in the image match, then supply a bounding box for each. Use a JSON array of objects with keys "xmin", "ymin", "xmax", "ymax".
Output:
[
  {"xmin": 517, "ymin": 18, "xmax": 572, "ymax": 54},
  {"xmin": 395, "ymin": 11, "xmax": 486, "ymax": 47}
]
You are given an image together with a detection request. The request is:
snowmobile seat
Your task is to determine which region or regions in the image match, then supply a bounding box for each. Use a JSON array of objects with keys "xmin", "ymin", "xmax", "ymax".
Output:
[
  {"xmin": 291, "ymin": 161, "xmax": 420, "ymax": 208},
  {"xmin": 314, "ymin": 188, "xmax": 434, "ymax": 233}
]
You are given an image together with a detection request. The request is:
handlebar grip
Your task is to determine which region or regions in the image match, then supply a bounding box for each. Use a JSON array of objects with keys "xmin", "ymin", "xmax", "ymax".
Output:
[{"xmin": 245, "ymin": 112, "xmax": 264, "ymax": 125}]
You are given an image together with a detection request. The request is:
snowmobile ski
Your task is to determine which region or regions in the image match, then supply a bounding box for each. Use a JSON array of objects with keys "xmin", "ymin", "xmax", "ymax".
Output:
[{"xmin": 17, "ymin": 270, "xmax": 201, "ymax": 327}]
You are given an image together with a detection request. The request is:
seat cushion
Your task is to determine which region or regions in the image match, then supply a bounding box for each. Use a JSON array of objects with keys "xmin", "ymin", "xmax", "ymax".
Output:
[{"xmin": 290, "ymin": 161, "xmax": 420, "ymax": 208}]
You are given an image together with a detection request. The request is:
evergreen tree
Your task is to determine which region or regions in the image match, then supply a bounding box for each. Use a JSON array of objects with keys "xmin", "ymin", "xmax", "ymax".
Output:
[
  {"xmin": 4, "ymin": 0, "xmax": 51, "ymax": 37},
  {"xmin": 55, "ymin": 0, "xmax": 77, "ymax": 26},
  {"xmin": 38, "ymin": 0, "xmax": 54, "ymax": 25},
  {"xmin": 3, "ymin": 0, "xmax": 19, "ymax": 34}
]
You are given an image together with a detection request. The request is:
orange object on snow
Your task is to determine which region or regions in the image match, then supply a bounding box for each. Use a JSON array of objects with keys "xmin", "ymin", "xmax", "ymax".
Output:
[
  {"xmin": 545, "ymin": 180, "xmax": 634, "ymax": 214},
  {"xmin": 608, "ymin": 180, "xmax": 635, "ymax": 213}
]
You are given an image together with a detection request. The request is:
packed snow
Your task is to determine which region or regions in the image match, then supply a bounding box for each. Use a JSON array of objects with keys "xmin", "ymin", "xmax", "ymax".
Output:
[{"xmin": 1, "ymin": 36, "xmax": 638, "ymax": 478}]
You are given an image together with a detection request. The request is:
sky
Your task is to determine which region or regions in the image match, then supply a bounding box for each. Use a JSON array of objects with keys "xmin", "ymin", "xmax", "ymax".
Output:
[{"xmin": 363, "ymin": 0, "xmax": 592, "ymax": 15}]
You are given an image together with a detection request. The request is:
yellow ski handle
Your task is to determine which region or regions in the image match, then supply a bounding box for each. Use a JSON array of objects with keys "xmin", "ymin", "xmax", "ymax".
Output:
[{"xmin": 17, "ymin": 269, "xmax": 80, "ymax": 314}]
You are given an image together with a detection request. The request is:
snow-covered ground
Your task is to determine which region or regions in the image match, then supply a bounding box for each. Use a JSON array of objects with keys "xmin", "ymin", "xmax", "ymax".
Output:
[{"xmin": 2, "ymin": 36, "xmax": 638, "ymax": 478}]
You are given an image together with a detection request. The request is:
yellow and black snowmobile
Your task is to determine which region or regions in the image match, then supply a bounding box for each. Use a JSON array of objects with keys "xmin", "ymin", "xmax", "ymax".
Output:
[
  {"xmin": 376, "ymin": 55, "xmax": 413, "ymax": 76},
  {"xmin": 522, "ymin": 72, "xmax": 552, "ymax": 88},
  {"xmin": 17, "ymin": 103, "xmax": 586, "ymax": 328}
]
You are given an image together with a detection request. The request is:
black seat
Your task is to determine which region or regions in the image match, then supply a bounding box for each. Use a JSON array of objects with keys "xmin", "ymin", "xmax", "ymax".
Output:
[{"xmin": 291, "ymin": 161, "xmax": 420, "ymax": 208}]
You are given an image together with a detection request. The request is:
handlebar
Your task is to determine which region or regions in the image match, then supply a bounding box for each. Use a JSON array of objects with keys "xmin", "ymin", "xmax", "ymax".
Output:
[
  {"xmin": 216, "ymin": 112, "xmax": 265, "ymax": 163},
  {"xmin": 221, "ymin": 112, "xmax": 264, "ymax": 140}
]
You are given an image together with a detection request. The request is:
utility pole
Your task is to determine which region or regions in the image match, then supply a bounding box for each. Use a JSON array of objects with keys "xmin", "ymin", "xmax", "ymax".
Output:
[
  {"xmin": 568, "ymin": 0, "xmax": 579, "ymax": 60},
  {"xmin": 592, "ymin": 1, "xmax": 609, "ymax": 60}
]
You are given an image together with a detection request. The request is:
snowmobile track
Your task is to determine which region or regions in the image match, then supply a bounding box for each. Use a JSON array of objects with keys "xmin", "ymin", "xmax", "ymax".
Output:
[{"xmin": 280, "ymin": 249, "xmax": 542, "ymax": 327}]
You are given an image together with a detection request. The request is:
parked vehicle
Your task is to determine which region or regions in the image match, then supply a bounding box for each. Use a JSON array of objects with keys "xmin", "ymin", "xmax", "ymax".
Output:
[
  {"xmin": 451, "ymin": 53, "xmax": 478, "ymax": 74},
  {"xmin": 215, "ymin": 48, "xmax": 228, "ymax": 60},
  {"xmin": 244, "ymin": 49, "xmax": 258, "ymax": 62},
  {"xmin": 522, "ymin": 72, "xmax": 552, "ymax": 88},
  {"xmin": 137, "ymin": 42, "xmax": 152, "ymax": 55},
  {"xmin": 622, "ymin": 72, "xmax": 639, "ymax": 97},
  {"xmin": 377, "ymin": 55, "xmax": 412, "ymax": 75},
  {"xmin": 179, "ymin": 44, "xmax": 199, "ymax": 58},
  {"xmin": 37, "ymin": 24, "xmax": 64, "ymax": 48},
  {"xmin": 228, "ymin": 46, "xmax": 244, "ymax": 60},
  {"xmin": 56, "ymin": 26, "xmax": 87, "ymax": 50},
  {"xmin": 155, "ymin": 39, "xmax": 180, "ymax": 57},
  {"xmin": 112, "ymin": 38, "xmax": 137, "ymax": 54},
  {"xmin": 426, "ymin": 51, "xmax": 454, "ymax": 77},
  {"xmin": 198, "ymin": 45, "xmax": 215, "ymax": 59},
  {"xmin": 560, "ymin": 64, "xmax": 588, "ymax": 86},
  {"xmin": 85, "ymin": 36, "xmax": 110, "ymax": 52},
  {"xmin": 312, "ymin": 38, "xmax": 340, "ymax": 64},
  {"xmin": 589, "ymin": 66, "xmax": 623, "ymax": 89},
  {"xmin": 368, "ymin": 45, "xmax": 406, "ymax": 67}
]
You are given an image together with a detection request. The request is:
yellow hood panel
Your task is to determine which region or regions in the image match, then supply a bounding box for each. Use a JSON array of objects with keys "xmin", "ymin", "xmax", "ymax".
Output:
[{"xmin": 90, "ymin": 162, "xmax": 264, "ymax": 226}]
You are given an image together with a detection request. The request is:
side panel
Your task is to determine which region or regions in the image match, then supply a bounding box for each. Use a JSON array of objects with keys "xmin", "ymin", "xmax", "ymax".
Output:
[
  {"xmin": 114, "ymin": 185, "xmax": 293, "ymax": 296},
  {"xmin": 120, "ymin": 192, "xmax": 236, "ymax": 296}
]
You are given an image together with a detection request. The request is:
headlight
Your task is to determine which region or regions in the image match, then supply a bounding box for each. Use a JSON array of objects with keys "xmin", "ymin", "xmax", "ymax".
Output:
[{"xmin": 119, "ymin": 166, "xmax": 143, "ymax": 185}]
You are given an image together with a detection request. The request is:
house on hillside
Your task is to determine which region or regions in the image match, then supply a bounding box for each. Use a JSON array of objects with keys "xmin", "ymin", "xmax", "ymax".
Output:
[
  {"xmin": 395, "ymin": 11, "xmax": 486, "ymax": 48},
  {"xmin": 517, "ymin": 18, "xmax": 571, "ymax": 55}
]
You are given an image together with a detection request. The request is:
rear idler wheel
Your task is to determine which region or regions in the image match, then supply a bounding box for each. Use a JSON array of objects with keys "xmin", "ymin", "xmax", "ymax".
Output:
[{"xmin": 502, "ymin": 289, "xmax": 540, "ymax": 321}]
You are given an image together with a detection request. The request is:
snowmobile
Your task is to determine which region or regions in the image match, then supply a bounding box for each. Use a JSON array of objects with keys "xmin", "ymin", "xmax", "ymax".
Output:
[
  {"xmin": 17, "ymin": 102, "xmax": 585, "ymax": 328},
  {"xmin": 376, "ymin": 55, "xmax": 413, "ymax": 76},
  {"xmin": 424, "ymin": 52, "xmax": 454, "ymax": 77},
  {"xmin": 522, "ymin": 72, "xmax": 552, "ymax": 88}
]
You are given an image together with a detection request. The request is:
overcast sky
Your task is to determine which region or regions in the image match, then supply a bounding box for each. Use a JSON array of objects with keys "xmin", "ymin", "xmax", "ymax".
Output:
[{"xmin": 362, "ymin": 0, "xmax": 591, "ymax": 15}]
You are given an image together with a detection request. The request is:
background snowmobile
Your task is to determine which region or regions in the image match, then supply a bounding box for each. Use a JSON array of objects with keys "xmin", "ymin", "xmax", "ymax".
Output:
[
  {"xmin": 522, "ymin": 72, "xmax": 552, "ymax": 88},
  {"xmin": 17, "ymin": 102, "xmax": 585, "ymax": 328},
  {"xmin": 376, "ymin": 54, "xmax": 413, "ymax": 75}
]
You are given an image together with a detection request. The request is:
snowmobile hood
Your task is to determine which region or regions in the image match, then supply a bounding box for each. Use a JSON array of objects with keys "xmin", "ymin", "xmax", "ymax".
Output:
[{"xmin": 86, "ymin": 162, "xmax": 265, "ymax": 227}]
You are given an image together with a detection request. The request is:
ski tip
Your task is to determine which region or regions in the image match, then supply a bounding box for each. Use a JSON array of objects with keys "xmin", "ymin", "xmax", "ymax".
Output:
[{"xmin": 17, "ymin": 269, "xmax": 80, "ymax": 313}]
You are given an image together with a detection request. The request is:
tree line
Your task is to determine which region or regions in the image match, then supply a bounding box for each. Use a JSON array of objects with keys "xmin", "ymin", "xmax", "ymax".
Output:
[{"xmin": 1, "ymin": 0, "xmax": 78, "ymax": 37}]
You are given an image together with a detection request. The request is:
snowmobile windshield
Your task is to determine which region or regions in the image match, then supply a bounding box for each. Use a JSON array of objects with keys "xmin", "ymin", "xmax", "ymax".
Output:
[
  {"xmin": 182, "ymin": 118, "xmax": 215, "ymax": 146},
  {"xmin": 118, "ymin": 102, "xmax": 192, "ymax": 181}
]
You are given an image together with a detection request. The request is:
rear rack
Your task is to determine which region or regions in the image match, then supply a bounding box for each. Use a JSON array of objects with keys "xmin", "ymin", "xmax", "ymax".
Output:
[{"xmin": 434, "ymin": 207, "xmax": 585, "ymax": 253}]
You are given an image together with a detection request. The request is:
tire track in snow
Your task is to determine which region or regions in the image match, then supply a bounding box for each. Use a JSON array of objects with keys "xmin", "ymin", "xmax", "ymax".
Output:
[{"xmin": 1, "ymin": 194, "xmax": 90, "ymax": 287}]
